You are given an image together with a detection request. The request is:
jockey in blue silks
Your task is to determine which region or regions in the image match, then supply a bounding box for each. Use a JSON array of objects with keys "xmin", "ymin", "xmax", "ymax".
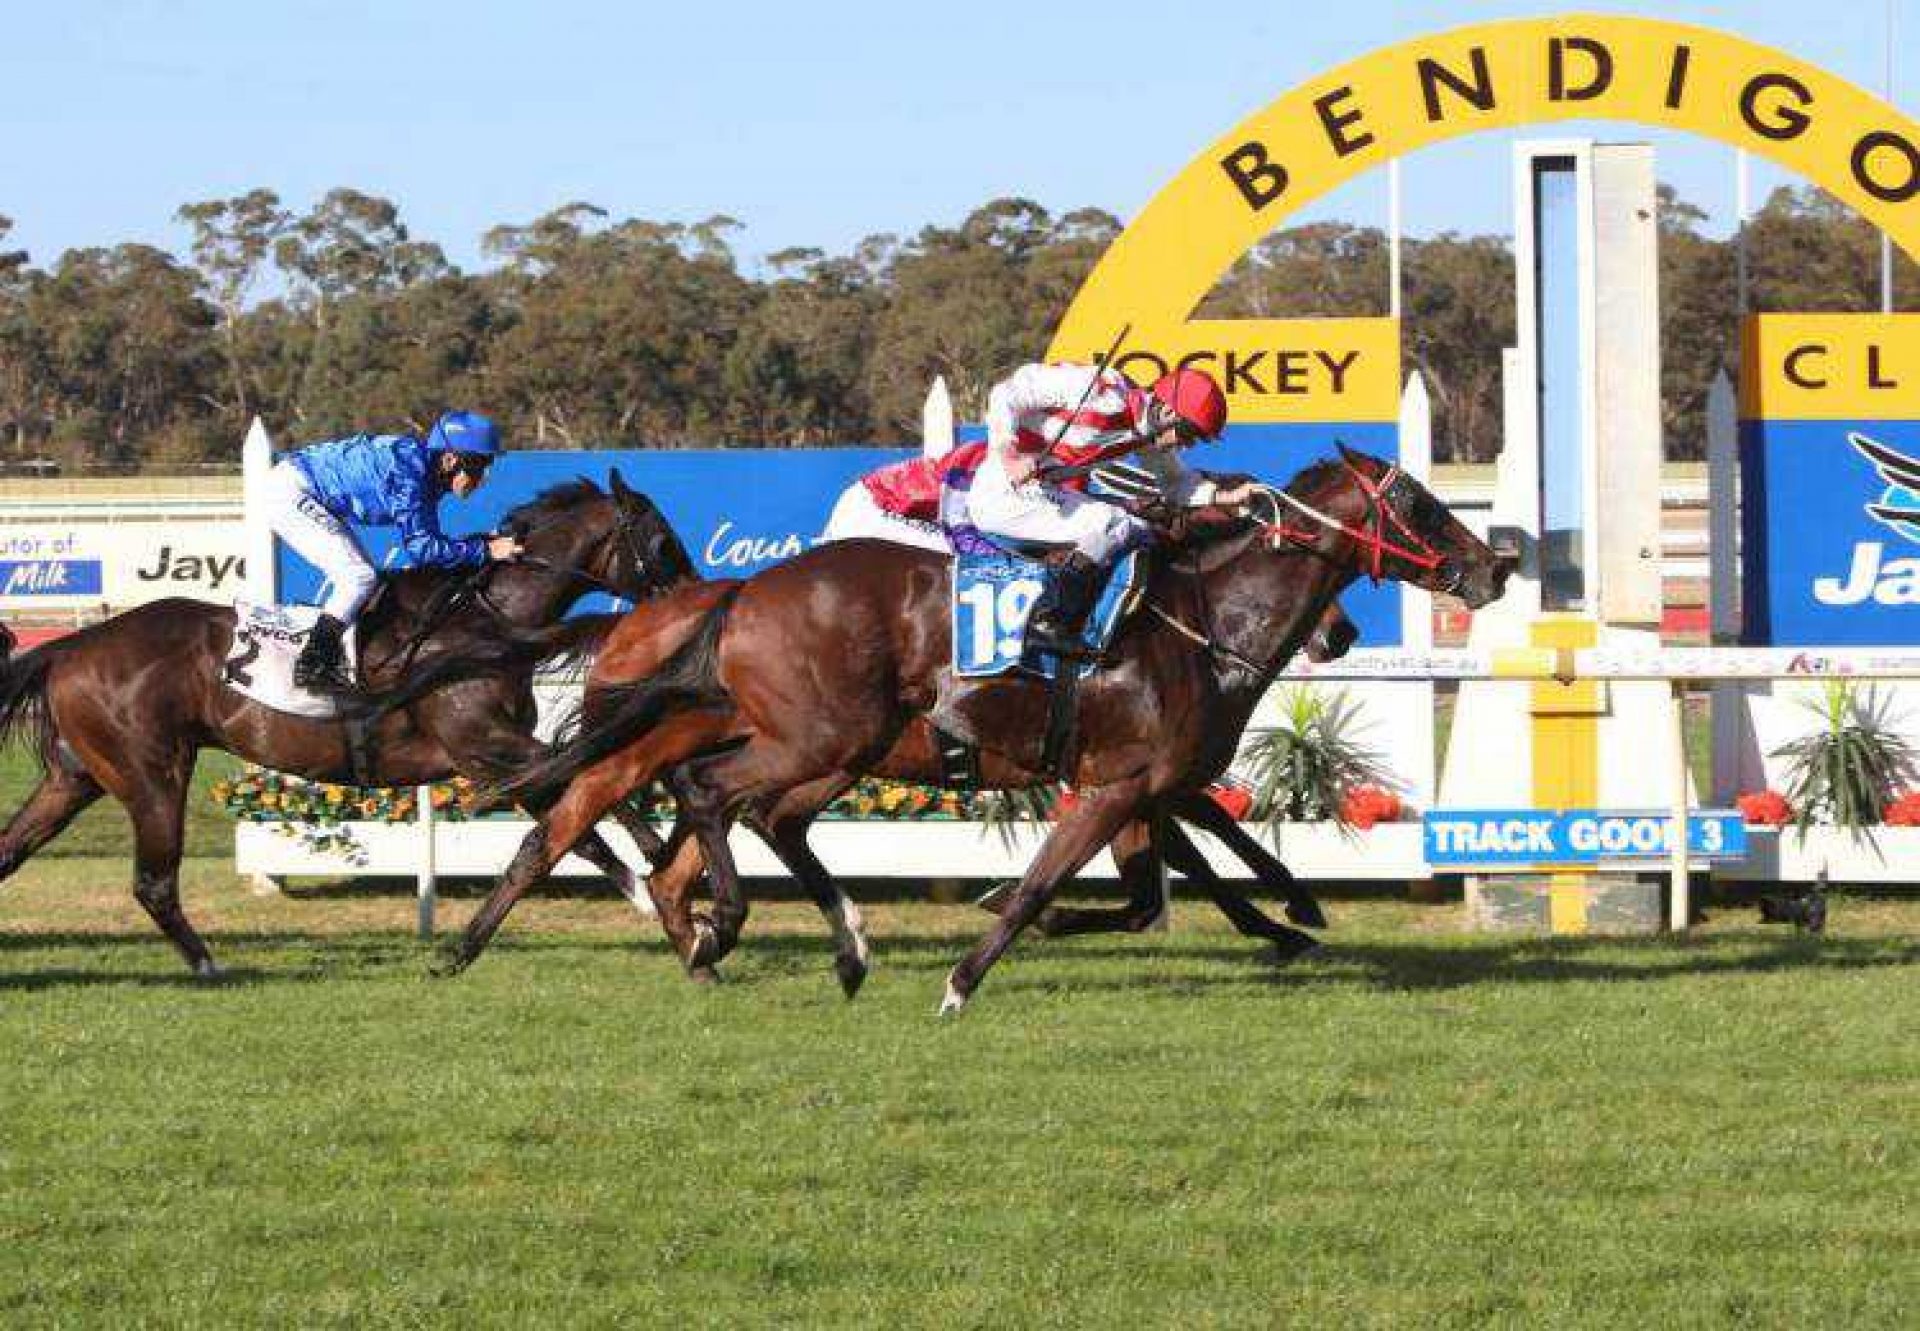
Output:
[{"xmin": 262, "ymin": 410, "xmax": 522, "ymax": 689}]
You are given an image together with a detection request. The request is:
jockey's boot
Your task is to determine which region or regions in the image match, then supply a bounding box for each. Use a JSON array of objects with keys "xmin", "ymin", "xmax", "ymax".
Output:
[
  {"xmin": 1025, "ymin": 553, "xmax": 1105, "ymax": 660},
  {"xmin": 293, "ymin": 613, "xmax": 353, "ymax": 692}
]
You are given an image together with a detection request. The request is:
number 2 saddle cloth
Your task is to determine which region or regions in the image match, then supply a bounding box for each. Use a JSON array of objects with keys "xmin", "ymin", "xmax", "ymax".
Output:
[
  {"xmin": 222, "ymin": 601, "xmax": 361, "ymax": 719},
  {"xmin": 949, "ymin": 550, "xmax": 1144, "ymax": 682}
]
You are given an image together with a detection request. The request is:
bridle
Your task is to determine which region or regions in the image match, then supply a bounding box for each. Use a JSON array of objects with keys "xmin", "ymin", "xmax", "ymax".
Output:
[
  {"xmin": 1144, "ymin": 457, "xmax": 1456, "ymax": 683},
  {"xmin": 1253, "ymin": 459, "xmax": 1450, "ymax": 588},
  {"xmin": 386, "ymin": 496, "xmax": 663, "ymax": 676}
]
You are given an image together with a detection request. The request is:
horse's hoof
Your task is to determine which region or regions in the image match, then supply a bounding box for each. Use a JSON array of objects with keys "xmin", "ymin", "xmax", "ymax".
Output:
[
  {"xmin": 834, "ymin": 952, "xmax": 868, "ymax": 1000},
  {"xmin": 1266, "ymin": 933, "xmax": 1321, "ymax": 965},
  {"xmin": 687, "ymin": 964, "xmax": 722, "ymax": 985},
  {"xmin": 192, "ymin": 959, "xmax": 225, "ymax": 982},
  {"xmin": 688, "ymin": 918, "xmax": 723, "ymax": 970},
  {"xmin": 428, "ymin": 949, "xmax": 471, "ymax": 979},
  {"xmin": 1285, "ymin": 900, "xmax": 1330, "ymax": 930},
  {"xmin": 937, "ymin": 973, "xmax": 970, "ymax": 1017}
]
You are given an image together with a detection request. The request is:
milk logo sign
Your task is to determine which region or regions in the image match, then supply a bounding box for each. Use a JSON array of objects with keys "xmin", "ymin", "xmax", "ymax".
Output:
[
  {"xmin": 1812, "ymin": 432, "xmax": 1920, "ymax": 607},
  {"xmin": 0, "ymin": 558, "xmax": 103, "ymax": 597}
]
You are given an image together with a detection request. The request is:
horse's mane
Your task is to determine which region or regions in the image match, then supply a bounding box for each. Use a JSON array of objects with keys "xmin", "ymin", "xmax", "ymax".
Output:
[{"xmin": 500, "ymin": 477, "xmax": 605, "ymax": 534}]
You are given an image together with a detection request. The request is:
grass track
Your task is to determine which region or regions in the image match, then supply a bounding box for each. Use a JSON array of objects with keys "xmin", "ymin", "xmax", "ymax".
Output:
[{"xmin": 0, "ymin": 861, "xmax": 1914, "ymax": 1326}]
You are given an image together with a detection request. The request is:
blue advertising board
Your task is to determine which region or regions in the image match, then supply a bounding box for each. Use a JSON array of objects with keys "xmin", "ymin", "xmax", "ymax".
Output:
[
  {"xmin": 1740, "ymin": 418, "xmax": 1920, "ymax": 645},
  {"xmin": 1739, "ymin": 314, "xmax": 1920, "ymax": 646},
  {"xmin": 274, "ymin": 421, "xmax": 1405, "ymax": 642},
  {"xmin": 0, "ymin": 559, "xmax": 103, "ymax": 597},
  {"xmin": 1423, "ymin": 809, "xmax": 1747, "ymax": 866}
]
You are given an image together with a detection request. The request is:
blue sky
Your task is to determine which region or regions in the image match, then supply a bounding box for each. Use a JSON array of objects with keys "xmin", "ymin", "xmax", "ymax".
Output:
[{"xmin": 1, "ymin": 0, "xmax": 1907, "ymax": 273}]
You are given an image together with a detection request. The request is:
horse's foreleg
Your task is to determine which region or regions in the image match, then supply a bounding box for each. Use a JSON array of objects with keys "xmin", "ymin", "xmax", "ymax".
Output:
[
  {"xmin": 1031, "ymin": 812, "xmax": 1170, "ymax": 938},
  {"xmin": 942, "ymin": 776, "xmax": 1150, "ymax": 1014},
  {"xmin": 0, "ymin": 767, "xmax": 101, "ymax": 882},
  {"xmin": 1170, "ymin": 791, "xmax": 1329, "ymax": 930}
]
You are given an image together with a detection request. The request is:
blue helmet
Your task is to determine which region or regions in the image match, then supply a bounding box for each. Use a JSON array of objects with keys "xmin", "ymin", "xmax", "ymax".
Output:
[{"xmin": 426, "ymin": 411, "xmax": 500, "ymax": 458}]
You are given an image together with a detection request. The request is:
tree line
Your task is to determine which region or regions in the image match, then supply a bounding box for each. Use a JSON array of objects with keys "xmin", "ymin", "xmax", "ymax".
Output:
[{"xmin": 0, "ymin": 184, "xmax": 1911, "ymax": 469}]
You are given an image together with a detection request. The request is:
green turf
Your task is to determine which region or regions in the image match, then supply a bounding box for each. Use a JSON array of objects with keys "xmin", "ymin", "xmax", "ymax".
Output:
[{"xmin": 0, "ymin": 862, "xmax": 1913, "ymax": 1327}]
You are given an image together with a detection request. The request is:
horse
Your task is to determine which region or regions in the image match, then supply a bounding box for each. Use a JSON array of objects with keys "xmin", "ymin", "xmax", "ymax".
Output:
[
  {"xmin": 0, "ymin": 471, "xmax": 694, "ymax": 975},
  {"xmin": 445, "ymin": 445, "xmax": 1511, "ymax": 1009}
]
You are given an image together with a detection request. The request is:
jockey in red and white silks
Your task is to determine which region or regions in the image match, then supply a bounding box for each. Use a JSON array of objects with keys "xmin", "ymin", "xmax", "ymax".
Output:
[{"xmin": 944, "ymin": 362, "xmax": 1246, "ymax": 655}]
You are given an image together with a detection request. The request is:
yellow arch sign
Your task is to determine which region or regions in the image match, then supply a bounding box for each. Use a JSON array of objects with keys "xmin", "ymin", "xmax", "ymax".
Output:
[{"xmin": 1049, "ymin": 14, "xmax": 1920, "ymax": 424}]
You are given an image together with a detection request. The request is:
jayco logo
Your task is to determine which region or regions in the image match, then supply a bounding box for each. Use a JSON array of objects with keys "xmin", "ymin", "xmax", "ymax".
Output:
[{"xmin": 1812, "ymin": 432, "xmax": 1920, "ymax": 605}]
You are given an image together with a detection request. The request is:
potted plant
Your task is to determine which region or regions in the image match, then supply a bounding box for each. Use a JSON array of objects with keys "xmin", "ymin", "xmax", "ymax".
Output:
[
  {"xmin": 1240, "ymin": 685, "xmax": 1399, "ymax": 827},
  {"xmin": 1762, "ymin": 681, "xmax": 1920, "ymax": 879}
]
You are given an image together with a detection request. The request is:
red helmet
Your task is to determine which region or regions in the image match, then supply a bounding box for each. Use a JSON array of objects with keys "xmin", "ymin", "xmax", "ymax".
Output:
[{"xmin": 1150, "ymin": 368, "xmax": 1228, "ymax": 441}]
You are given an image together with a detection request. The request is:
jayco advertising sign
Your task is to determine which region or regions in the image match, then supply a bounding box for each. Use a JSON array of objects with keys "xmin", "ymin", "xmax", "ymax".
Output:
[
  {"xmin": 0, "ymin": 521, "xmax": 248, "ymax": 610},
  {"xmin": 275, "ymin": 430, "xmax": 1408, "ymax": 646},
  {"xmin": 1740, "ymin": 314, "xmax": 1920, "ymax": 645}
]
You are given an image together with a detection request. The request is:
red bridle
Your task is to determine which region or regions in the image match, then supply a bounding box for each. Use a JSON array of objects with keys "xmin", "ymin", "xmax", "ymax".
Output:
[{"xmin": 1258, "ymin": 460, "xmax": 1448, "ymax": 584}]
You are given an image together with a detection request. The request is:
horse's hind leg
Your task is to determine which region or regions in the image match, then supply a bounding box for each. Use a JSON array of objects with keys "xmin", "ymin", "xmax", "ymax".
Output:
[
  {"xmin": 1159, "ymin": 813, "xmax": 1318, "ymax": 959},
  {"xmin": 0, "ymin": 766, "xmax": 102, "ymax": 882},
  {"xmin": 1029, "ymin": 814, "xmax": 1171, "ymax": 938},
  {"xmin": 748, "ymin": 772, "xmax": 866, "ymax": 997},
  {"xmin": 125, "ymin": 774, "xmax": 218, "ymax": 976}
]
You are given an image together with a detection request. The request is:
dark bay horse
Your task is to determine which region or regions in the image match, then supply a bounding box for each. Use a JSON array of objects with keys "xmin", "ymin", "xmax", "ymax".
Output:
[
  {"xmin": 452, "ymin": 446, "xmax": 1510, "ymax": 1008},
  {"xmin": 0, "ymin": 473, "xmax": 693, "ymax": 974}
]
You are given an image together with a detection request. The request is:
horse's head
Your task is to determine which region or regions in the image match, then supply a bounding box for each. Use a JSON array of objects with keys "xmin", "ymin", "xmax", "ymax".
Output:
[
  {"xmin": 1278, "ymin": 445, "xmax": 1512, "ymax": 609},
  {"xmin": 607, "ymin": 468, "xmax": 698, "ymax": 597},
  {"xmin": 1305, "ymin": 601, "xmax": 1358, "ymax": 663},
  {"xmin": 500, "ymin": 474, "xmax": 698, "ymax": 607}
]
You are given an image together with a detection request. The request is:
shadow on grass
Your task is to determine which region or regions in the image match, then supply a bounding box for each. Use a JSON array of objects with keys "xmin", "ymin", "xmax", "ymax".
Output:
[{"xmin": 1, "ymin": 919, "xmax": 1914, "ymax": 995}]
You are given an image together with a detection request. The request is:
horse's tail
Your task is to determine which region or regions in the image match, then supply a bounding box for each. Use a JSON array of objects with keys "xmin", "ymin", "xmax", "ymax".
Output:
[
  {"xmin": 362, "ymin": 614, "xmax": 625, "ymax": 717},
  {"xmin": 489, "ymin": 588, "xmax": 740, "ymax": 807},
  {"xmin": 0, "ymin": 628, "xmax": 61, "ymax": 771}
]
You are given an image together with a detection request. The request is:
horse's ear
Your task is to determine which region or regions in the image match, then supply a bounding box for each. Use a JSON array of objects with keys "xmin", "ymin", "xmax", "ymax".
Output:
[
  {"xmin": 1335, "ymin": 441, "xmax": 1374, "ymax": 473},
  {"xmin": 609, "ymin": 467, "xmax": 633, "ymax": 502}
]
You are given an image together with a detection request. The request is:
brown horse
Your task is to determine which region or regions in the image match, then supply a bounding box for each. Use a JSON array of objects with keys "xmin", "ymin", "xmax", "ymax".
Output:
[
  {"xmin": 0, "ymin": 473, "xmax": 692, "ymax": 975},
  {"xmin": 450, "ymin": 446, "xmax": 1510, "ymax": 1008}
]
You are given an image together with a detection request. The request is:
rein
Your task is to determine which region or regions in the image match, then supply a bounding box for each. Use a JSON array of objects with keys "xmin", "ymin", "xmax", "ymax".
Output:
[
  {"xmin": 382, "ymin": 504, "xmax": 649, "ymax": 678},
  {"xmin": 1140, "ymin": 458, "xmax": 1447, "ymax": 683},
  {"xmin": 1255, "ymin": 461, "xmax": 1446, "ymax": 584}
]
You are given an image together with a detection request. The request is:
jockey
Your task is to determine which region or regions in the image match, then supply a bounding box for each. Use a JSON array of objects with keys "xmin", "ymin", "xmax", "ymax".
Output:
[
  {"xmin": 958, "ymin": 362, "xmax": 1250, "ymax": 656},
  {"xmin": 819, "ymin": 449, "xmax": 959, "ymax": 554},
  {"xmin": 263, "ymin": 410, "xmax": 523, "ymax": 689}
]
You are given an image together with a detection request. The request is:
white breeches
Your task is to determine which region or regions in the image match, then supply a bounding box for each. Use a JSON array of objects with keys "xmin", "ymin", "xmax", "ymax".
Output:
[
  {"xmin": 966, "ymin": 454, "xmax": 1147, "ymax": 562},
  {"xmin": 263, "ymin": 461, "xmax": 379, "ymax": 622},
  {"xmin": 820, "ymin": 483, "xmax": 951, "ymax": 554}
]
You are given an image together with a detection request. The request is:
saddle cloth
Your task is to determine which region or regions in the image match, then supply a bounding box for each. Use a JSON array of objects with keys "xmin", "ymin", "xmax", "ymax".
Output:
[
  {"xmin": 950, "ymin": 550, "xmax": 1142, "ymax": 681},
  {"xmin": 222, "ymin": 601, "xmax": 360, "ymax": 719}
]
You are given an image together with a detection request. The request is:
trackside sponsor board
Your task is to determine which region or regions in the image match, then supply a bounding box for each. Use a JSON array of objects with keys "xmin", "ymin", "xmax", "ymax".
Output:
[
  {"xmin": 1740, "ymin": 314, "xmax": 1920, "ymax": 645},
  {"xmin": 274, "ymin": 435, "xmax": 1409, "ymax": 646},
  {"xmin": 1423, "ymin": 810, "xmax": 1747, "ymax": 866},
  {"xmin": 0, "ymin": 521, "xmax": 247, "ymax": 610}
]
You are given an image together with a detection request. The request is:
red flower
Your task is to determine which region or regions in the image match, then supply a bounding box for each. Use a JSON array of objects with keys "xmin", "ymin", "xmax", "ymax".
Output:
[
  {"xmin": 1340, "ymin": 784, "xmax": 1403, "ymax": 829},
  {"xmin": 1884, "ymin": 792, "xmax": 1920, "ymax": 826},
  {"xmin": 1204, "ymin": 782, "xmax": 1254, "ymax": 821},
  {"xmin": 1736, "ymin": 789, "xmax": 1794, "ymax": 826}
]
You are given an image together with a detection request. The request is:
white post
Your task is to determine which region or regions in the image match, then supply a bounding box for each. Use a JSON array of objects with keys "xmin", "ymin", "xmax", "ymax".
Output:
[
  {"xmin": 1669, "ymin": 680, "xmax": 1691, "ymax": 932},
  {"xmin": 1706, "ymin": 370, "xmax": 1745, "ymax": 804},
  {"xmin": 241, "ymin": 417, "xmax": 276, "ymax": 603},
  {"xmin": 416, "ymin": 783, "xmax": 437, "ymax": 939},
  {"xmin": 922, "ymin": 376, "xmax": 955, "ymax": 459}
]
